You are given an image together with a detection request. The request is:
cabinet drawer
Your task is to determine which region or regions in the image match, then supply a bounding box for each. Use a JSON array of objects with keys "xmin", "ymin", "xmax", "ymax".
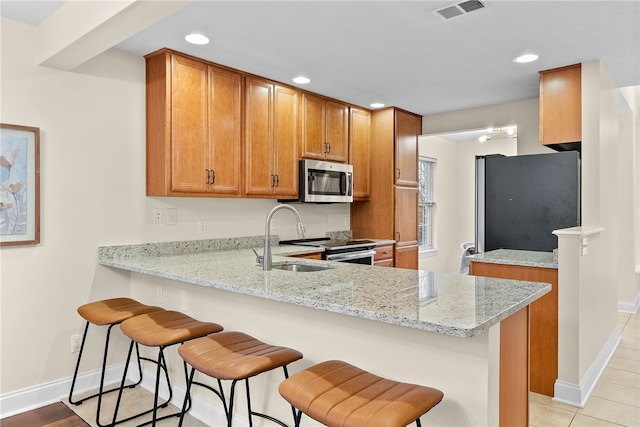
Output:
[
  {"xmin": 289, "ymin": 252, "xmax": 323, "ymax": 260},
  {"xmin": 374, "ymin": 245, "xmax": 394, "ymax": 261},
  {"xmin": 374, "ymin": 259, "xmax": 394, "ymax": 268}
]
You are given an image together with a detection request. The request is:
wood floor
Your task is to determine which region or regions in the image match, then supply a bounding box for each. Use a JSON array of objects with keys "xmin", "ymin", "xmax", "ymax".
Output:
[{"xmin": 1, "ymin": 402, "xmax": 88, "ymax": 427}]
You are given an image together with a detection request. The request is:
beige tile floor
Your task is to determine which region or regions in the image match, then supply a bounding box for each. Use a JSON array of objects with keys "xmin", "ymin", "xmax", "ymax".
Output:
[{"xmin": 530, "ymin": 311, "xmax": 640, "ymax": 427}]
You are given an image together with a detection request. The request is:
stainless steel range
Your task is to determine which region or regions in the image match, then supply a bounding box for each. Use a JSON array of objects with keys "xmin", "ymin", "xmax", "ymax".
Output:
[{"xmin": 281, "ymin": 237, "xmax": 377, "ymax": 266}]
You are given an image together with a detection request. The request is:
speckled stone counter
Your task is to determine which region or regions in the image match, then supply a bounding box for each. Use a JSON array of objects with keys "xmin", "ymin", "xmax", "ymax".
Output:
[
  {"xmin": 467, "ymin": 249, "xmax": 558, "ymax": 269},
  {"xmin": 98, "ymin": 237, "xmax": 550, "ymax": 339}
]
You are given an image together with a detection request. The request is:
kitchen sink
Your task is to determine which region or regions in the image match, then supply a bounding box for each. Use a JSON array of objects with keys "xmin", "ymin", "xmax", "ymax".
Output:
[{"xmin": 271, "ymin": 262, "xmax": 334, "ymax": 273}]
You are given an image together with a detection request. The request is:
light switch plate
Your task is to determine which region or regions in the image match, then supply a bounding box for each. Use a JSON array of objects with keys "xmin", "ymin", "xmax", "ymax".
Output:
[{"xmin": 166, "ymin": 208, "xmax": 177, "ymax": 225}]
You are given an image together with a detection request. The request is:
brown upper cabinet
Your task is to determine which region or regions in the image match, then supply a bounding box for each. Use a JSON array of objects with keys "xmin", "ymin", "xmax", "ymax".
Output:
[
  {"xmin": 301, "ymin": 93, "xmax": 349, "ymax": 163},
  {"xmin": 349, "ymin": 107, "xmax": 371, "ymax": 200},
  {"xmin": 395, "ymin": 111, "xmax": 421, "ymax": 188},
  {"xmin": 244, "ymin": 76, "xmax": 299, "ymax": 198},
  {"xmin": 145, "ymin": 50, "xmax": 242, "ymax": 197},
  {"xmin": 539, "ymin": 63, "xmax": 581, "ymax": 150},
  {"xmin": 145, "ymin": 48, "xmax": 373, "ymax": 200}
]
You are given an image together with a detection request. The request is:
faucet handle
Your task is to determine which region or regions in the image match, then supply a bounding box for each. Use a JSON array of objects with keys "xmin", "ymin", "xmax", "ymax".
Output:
[{"xmin": 252, "ymin": 248, "xmax": 264, "ymax": 265}]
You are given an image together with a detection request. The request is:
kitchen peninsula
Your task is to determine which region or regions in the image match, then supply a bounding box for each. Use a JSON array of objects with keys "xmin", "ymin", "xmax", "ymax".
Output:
[
  {"xmin": 98, "ymin": 237, "xmax": 550, "ymax": 426},
  {"xmin": 468, "ymin": 249, "xmax": 559, "ymax": 397}
]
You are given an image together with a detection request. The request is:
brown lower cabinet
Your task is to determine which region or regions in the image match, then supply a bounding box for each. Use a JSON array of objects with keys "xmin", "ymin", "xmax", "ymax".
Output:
[
  {"xmin": 374, "ymin": 244, "xmax": 394, "ymax": 267},
  {"xmin": 470, "ymin": 261, "xmax": 559, "ymax": 397}
]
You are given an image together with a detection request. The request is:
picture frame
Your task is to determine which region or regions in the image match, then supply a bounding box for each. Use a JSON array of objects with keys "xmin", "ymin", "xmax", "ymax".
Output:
[{"xmin": 1, "ymin": 123, "xmax": 40, "ymax": 246}]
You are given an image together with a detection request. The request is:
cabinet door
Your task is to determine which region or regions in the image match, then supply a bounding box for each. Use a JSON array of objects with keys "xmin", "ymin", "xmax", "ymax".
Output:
[
  {"xmin": 245, "ymin": 77, "xmax": 274, "ymax": 196},
  {"xmin": 273, "ymin": 85, "xmax": 299, "ymax": 197},
  {"xmin": 395, "ymin": 186, "xmax": 418, "ymax": 247},
  {"xmin": 208, "ymin": 65, "xmax": 242, "ymax": 194},
  {"xmin": 395, "ymin": 111, "xmax": 420, "ymax": 187},
  {"xmin": 350, "ymin": 107, "xmax": 371, "ymax": 200},
  {"xmin": 539, "ymin": 64, "xmax": 581, "ymax": 146},
  {"xmin": 170, "ymin": 54, "xmax": 209, "ymax": 193},
  {"xmin": 395, "ymin": 245, "xmax": 418, "ymax": 270},
  {"xmin": 301, "ymin": 93, "xmax": 326, "ymax": 160},
  {"xmin": 324, "ymin": 100, "xmax": 349, "ymax": 163}
]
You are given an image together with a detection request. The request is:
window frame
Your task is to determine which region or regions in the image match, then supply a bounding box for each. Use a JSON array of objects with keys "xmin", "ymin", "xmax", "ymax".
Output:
[{"xmin": 418, "ymin": 156, "xmax": 436, "ymax": 256}]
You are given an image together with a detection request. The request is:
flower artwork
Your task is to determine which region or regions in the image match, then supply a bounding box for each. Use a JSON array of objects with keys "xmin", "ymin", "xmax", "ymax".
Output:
[{"xmin": 0, "ymin": 124, "xmax": 39, "ymax": 245}]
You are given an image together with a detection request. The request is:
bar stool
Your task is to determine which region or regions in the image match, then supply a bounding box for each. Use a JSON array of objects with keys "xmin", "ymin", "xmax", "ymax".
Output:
[
  {"xmin": 279, "ymin": 360, "xmax": 444, "ymax": 427},
  {"xmin": 177, "ymin": 331, "xmax": 303, "ymax": 427},
  {"xmin": 68, "ymin": 298, "xmax": 164, "ymax": 426},
  {"xmin": 112, "ymin": 310, "xmax": 224, "ymax": 426}
]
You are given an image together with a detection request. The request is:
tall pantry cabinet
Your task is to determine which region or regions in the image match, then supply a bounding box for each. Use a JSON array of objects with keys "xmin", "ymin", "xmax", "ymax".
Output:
[{"xmin": 351, "ymin": 108, "xmax": 421, "ymax": 269}]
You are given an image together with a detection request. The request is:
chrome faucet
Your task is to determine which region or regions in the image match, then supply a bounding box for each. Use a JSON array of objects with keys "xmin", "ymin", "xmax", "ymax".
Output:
[{"xmin": 262, "ymin": 204, "xmax": 306, "ymax": 271}]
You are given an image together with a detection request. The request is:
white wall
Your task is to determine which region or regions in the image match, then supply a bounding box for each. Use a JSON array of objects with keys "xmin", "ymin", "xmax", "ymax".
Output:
[
  {"xmin": 0, "ymin": 17, "xmax": 349, "ymax": 398},
  {"xmin": 619, "ymin": 86, "xmax": 640, "ymax": 312},
  {"xmin": 418, "ymin": 134, "xmax": 516, "ymax": 273},
  {"xmin": 421, "ymin": 98, "xmax": 552, "ymax": 156}
]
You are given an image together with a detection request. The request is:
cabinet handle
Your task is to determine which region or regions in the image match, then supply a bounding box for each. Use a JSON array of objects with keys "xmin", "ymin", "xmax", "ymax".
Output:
[
  {"xmin": 211, "ymin": 170, "xmax": 215, "ymax": 184},
  {"xmin": 382, "ymin": 251, "xmax": 388, "ymax": 255},
  {"xmin": 271, "ymin": 174, "xmax": 275, "ymax": 187},
  {"xmin": 327, "ymin": 141, "xmax": 331, "ymax": 153},
  {"xmin": 324, "ymin": 141, "xmax": 329, "ymax": 153},
  {"xmin": 275, "ymin": 174, "xmax": 280, "ymax": 187},
  {"xmin": 396, "ymin": 232, "xmax": 401, "ymax": 241},
  {"xmin": 396, "ymin": 168, "xmax": 401, "ymax": 180},
  {"xmin": 206, "ymin": 169, "xmax": 210, "ymax": 184}
]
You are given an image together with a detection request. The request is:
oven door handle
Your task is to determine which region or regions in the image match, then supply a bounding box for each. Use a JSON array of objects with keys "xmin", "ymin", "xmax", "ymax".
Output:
[{"xmin": 325, "ymin": 250, "xmax": 376, "ymax": 262}]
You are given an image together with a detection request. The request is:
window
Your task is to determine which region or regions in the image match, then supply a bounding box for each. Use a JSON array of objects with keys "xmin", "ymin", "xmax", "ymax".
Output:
[{"xmin": 418, "ymin": 157, "xmax": 435, "ymax": 250}]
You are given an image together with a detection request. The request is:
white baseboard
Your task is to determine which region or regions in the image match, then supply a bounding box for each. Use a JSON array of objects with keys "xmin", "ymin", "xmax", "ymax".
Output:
[
  {"xmin": 0, "ymin": 362, "xmax": 247, "ymax": 427},
  {"xmin": 618, "ymin": 291, "xmax": 640, "ymax": 313},
  {"xmin": 0, "ymin": 363, "xmax": 124, "ymax": 419},
  {"xmin": 553, "ymin": 326, "xmax": 622, "ymax": 407}
]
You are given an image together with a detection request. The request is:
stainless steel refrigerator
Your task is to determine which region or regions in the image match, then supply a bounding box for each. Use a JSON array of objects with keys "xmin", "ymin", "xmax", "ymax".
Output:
[{"xmin": 475, "ymin": 151, "xmax": 580, "ymax": 253}]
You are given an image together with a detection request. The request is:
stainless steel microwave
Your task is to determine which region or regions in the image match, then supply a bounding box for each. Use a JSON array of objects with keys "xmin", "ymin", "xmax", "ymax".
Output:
[{"xmin": 283, "ymin": 159, "xmax": 353, "ymax": 203}]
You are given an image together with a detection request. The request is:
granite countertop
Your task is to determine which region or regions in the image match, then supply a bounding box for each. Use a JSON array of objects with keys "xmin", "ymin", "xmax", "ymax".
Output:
[
  {"xmin": 467, "ymin": 249, "xmax": 558, "ymax": 269},
  {"xmin": 98, "ymin": 237, "xmax": 550, "ymax": 339}
]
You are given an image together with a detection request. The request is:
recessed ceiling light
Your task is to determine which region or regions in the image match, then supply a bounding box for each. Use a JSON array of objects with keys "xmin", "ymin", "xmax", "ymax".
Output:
[
  {"xmin": 292, "ymin": 76, "xmax": 311, "ymax": 84},
  {"xmin": 185, "ymin": 33, "xmax": 210, "ymax": 45},
  {"xmin": 370, "ymin": 103, "xmax": 385, "ymax": 109},
  {"xmin": 513, "ymin": 54, "xmax": 539, "ymax": 64}
]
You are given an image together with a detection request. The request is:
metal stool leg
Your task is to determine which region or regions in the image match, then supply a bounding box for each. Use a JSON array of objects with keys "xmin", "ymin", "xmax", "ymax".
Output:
[
  {"xmin": 68, "ymin": 322, "xmax": 90, "ymax": 405},
  {"xmin": 108, "ymin": 342, "xmax": 173, "ymax": 427},
  {"xmin": 69, "ymin": 322, "xmax": 146, "ymax": 406}
]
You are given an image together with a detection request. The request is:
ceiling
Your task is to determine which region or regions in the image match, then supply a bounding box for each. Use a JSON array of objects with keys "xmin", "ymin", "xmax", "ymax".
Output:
[{"xmin": 1, "ymin": 1, "xmax": 639, "ymax": 116}]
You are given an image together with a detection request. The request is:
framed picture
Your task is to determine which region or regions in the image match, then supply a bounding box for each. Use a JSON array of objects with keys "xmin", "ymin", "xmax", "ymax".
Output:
[{"xmin": 0, "ymin": 123, "xmax": 40, "ymax": 246}]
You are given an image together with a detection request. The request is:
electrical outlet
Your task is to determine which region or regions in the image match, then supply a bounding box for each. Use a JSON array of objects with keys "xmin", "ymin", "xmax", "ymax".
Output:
[
  {"xmin": 157, "ymin": 286, "xmax": 163, "ymax": 303},
  {"xmin": 271, "ymin": 218, "xmax": 277, "ymax": 230},
  {"xmin": 153, "ymin": 209, "xmax": 163, "ymax": 224},
  {"xmin": 198, "ymin": 220, "xmax": 207, "ymax": 234},
  {"xmin": 71, "ymin": 334, "xmax": 82, "ymax": 353}
]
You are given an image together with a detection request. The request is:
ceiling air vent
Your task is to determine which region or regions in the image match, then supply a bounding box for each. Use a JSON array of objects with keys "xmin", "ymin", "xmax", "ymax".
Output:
[{"xmin": 432, "ymin": 0, "xmax": 488, "ymax": 21}]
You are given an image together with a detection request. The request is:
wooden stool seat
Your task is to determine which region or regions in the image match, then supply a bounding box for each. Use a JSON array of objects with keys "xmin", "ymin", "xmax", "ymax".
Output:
[
  {"xmin": 279, "ymin": 360, "xmax": 444, "ymax": 427},
  {"xmin": 177, "ymin": 331, "xmax": 303, "ymax": 427},
  {"xmin": 77, "ymin": 297, "xmax": 163, "ymax": 326},
  {"xmin": 178, "ymin": 331, "xmax": 303, "ymax": 380}
]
